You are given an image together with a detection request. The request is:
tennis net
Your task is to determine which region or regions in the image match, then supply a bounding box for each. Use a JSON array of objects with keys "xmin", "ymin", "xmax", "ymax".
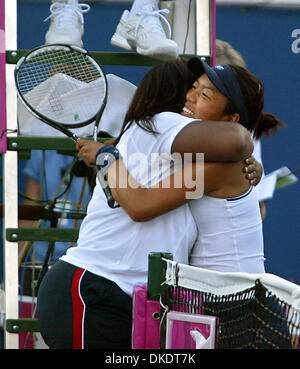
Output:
[{"xmin": 160, "ymin": 260, "xmax": 300, "ymax": 349}]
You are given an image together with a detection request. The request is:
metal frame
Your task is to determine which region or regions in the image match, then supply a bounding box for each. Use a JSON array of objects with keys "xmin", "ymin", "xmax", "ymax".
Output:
[
  {"xmin": 2, "ymin": 0, "xmax": 214, "ymax": 349},
  {"xmin": 3, "ymin": 0, "xmax": 18, "ymax": 349},
  {"xmin": 168, "ymin": 0, "xmax": 215, "ymax": 62}
]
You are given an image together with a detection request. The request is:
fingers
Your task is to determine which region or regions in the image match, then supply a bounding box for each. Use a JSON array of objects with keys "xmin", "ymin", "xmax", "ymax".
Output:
[
  {"xmin": 76, "ymin": 140, "xmax": 105, "ymax": 167},
  {"xmin": 245, "ymin": 171, "xmax": 259, "ymax": 186},
  {"xmin": 244, "ymin": 156, "xmax": 254, "ymax": 165},
  {"xmin": 76, "ymin": 140, "xmax": 112, "ymax": 168},
  {"xmin": 244, "ymin": 156, "xmax": 262, "ymax": 186},
  {"xmin": 250, "ymin": 178, "xmax": 258, "ymax": 186},
  {"xmin": 76, "ymin": 138, "xmax": 89, "ymax": 151},
  {"xmin": 76, "ymin": 139, "xmax": 101, "ymax": 154},
  {"xmin": 246, "ymin": 171, "xmax": 256, "ymax": 180},
  {"xmin": 76, "ymin": 141, "xmax": 92, "ymax": 164},
  {"xmin": 76, "ymin": 138, "xmax": 82, "ymax": 151},
  {"xmin": 243, "ymin": 160, "xmax": 258, "ymax": 185},
  {"xmin": 244, "ymin": 163, "xmax": 256, "ymax": 173}
]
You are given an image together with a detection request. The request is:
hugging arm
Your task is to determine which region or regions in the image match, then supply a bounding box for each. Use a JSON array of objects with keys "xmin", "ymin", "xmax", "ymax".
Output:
[
  {"xmin": 112, "ymin": 120, "xmax": 256, "ymax": 221},
  {"xmin": 76, "ymin": 117, "xmax": 259, "ymax": 222},
  {"xmin": 107, "ymin": 160, "xmax": 196, "ymax": 222},
  {"xmin": 171, "ymin": 120, "xmax": 253, "ymax": 162},
  {"xmin": 107, "ymin": 158, "xmax": 263, "ymax": 222},
  {"xmin": 76, "ymin": 139, "xmax": 201, "ymax": 221},
  {"xmin": 76, "ymin": 120, "xmax": 253, "ymax": 167}
]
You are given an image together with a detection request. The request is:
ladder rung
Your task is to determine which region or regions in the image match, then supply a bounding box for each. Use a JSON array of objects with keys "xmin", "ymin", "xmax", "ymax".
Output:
[
  {"xmin": 7, "ymin": 136, "xmax": 76, "ymax": 151},
  {"xmin": 6, "ymin": 228, "xmax": 79, "ymax": 242},
  {"xmin": 6, "ymin": 318, "xmax": 40, "ymax": 333},
  {"xmin": 6, "ymin": 136, "xmax": 111, "ymax": 152},
  {"xmin": 7, "ymin": 50, "xmax": 162, "ymax": 66},
  {"xmin": 6, "ymin": 49, "xmax": 199, "ymax": 66}
]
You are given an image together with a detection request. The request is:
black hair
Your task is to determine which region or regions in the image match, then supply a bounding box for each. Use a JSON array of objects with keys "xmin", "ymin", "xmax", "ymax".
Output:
[
  {"xmin": 114, "ymin": 57, "xmax": 196, "ymax": 145},
  {"xmin": 226, "ymin": 65, "xmax": 286, "ymax": 139}
]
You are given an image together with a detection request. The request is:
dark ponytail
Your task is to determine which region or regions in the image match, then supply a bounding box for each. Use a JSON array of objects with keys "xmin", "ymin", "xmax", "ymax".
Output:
[
  {"xmin": 254, "ymin": 111, "xmax": 286, "ymax": 140},
  {"xmin": 229, "ymin": 65, "xmax": 286, "ymax": 139}
]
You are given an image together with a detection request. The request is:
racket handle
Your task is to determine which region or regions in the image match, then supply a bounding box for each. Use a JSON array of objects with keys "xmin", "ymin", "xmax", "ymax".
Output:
[
  {"xmin": 93, "ymin": 125, "xmax": 98, "ymax": 142},
  {"xmin": 71, "ymin": 133, "xmax": 79, "ymax": 142}
]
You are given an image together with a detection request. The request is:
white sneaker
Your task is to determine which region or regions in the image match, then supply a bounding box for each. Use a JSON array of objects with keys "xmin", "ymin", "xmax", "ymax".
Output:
[
  {"xmin": 44, "ymin": 1, "xmax": 90, "ymax": 47},
  {"xmin": 110, "ymin": 5, "xmax": 179, "ymax": 60},
  {"xmin": 110, "ymin": 10, "xmax": 133, "ymax": 51}
]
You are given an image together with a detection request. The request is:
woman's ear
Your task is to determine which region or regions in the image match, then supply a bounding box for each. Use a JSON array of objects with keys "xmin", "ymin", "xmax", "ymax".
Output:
[{"xmin": 231, "ymin": 113, "xmax": 240, "ymax": 123}]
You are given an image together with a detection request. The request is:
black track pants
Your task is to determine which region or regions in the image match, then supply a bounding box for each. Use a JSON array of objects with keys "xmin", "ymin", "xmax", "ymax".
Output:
[{"xmin": 37, "ymin": 260, "xmax": 132, "ymax": 349}]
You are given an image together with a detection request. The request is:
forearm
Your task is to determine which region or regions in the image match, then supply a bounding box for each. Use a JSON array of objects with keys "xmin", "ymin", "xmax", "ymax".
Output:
[
  {"xmin": 107, "ymin": 160, "xmax": 192, "ymax": 222},
  {"xmin": 172, "ymin": 121, "xmax": 253, "ymax": 162}
]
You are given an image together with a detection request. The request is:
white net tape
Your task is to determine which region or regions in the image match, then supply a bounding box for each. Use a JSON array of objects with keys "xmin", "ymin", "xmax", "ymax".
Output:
[{"xmin": 164, "ymin": 259, "xmax": 300, "ymax": 311}]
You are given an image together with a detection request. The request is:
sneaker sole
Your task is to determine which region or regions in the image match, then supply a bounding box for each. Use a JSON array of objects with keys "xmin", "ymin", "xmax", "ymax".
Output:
[
  {"xmin": 45, "ymin": 30, "xmax": 83, "ymax": 47},
  {"xmin": 137, "ymin": 45, "xmax": 179, "ymax": 60},
  {"xmin": 45, "ymin": 37, "xmax": 83, "ymax": 47},
  {"xmin": 110, "ymin": 33, "xmax": 133, "ymax": 51}
]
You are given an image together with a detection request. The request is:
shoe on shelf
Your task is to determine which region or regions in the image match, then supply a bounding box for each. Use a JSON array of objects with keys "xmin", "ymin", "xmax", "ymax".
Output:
[
  {"xmin": 44, "ymin": 1, "xmax": 90, "ymax": 47},
  {"xmin": 110, "ymin": 10, "xmax": 133, "ymax": 51},
  {"xmin": 110, "ymin": 4, "xmax": 179, "ymax": 60}
]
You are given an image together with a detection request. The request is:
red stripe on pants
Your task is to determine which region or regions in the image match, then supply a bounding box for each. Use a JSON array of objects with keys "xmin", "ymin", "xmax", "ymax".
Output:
[{"xmin": 71, "ymin": 268, "xmax": 85, "ymax": 349}]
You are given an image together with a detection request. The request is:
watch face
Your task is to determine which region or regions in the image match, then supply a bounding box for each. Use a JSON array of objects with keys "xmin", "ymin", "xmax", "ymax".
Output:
[{"xmin": 96, "ymin": 149, "xmax": 119, "ymax": 176}]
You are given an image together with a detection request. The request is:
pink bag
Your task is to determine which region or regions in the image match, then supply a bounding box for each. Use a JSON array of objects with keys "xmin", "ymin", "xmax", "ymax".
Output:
[{"xmin": 132, "ymin": 285, "xmax": 161, "ymax": 349}]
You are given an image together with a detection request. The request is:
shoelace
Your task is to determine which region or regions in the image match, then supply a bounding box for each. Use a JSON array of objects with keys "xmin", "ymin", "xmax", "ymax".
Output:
[
  {"xmin": 44, "ymin": 2, "xmax": 90, "ymax": 28},
  {"xmin": 135, "ymin": 8, "xmax": 172, "ymax": 39}
]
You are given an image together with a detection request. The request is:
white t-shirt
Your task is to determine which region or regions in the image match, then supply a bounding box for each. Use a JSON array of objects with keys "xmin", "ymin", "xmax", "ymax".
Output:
[
  {"xmin": 17, "ymin": 74, "xmax": 137, "ymax": 138},
  {"xmin": 189, "ymin": 186, "xmax": 265, "ymax": 273},
  {"xmin": 61, "ymin": 112, "xmax": 198, "ymax": 296}
]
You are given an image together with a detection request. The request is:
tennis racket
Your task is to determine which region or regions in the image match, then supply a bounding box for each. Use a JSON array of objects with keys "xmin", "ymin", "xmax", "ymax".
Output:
[
  {"xmin": 15, "ymin": 44, "xmax": 117, "ymax": 207},
  {"xmin": 15, "ymin": 44, "xmax": 108, "ymax": 141}
]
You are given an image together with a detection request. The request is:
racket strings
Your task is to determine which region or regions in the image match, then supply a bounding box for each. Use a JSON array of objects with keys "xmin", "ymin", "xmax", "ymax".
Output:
[{"xmin": 16, "ymin": 47, "xmax": 106, "ymax": 126}]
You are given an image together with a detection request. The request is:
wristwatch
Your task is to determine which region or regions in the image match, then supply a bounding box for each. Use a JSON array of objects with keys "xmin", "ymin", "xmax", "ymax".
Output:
[
  {"xmin": 95, "ymin": 144, "xmax": 120, "ymax": 177},
  {"xmin": 95, "ymin": 144, "xmax": 120, "ymax": 208}
]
